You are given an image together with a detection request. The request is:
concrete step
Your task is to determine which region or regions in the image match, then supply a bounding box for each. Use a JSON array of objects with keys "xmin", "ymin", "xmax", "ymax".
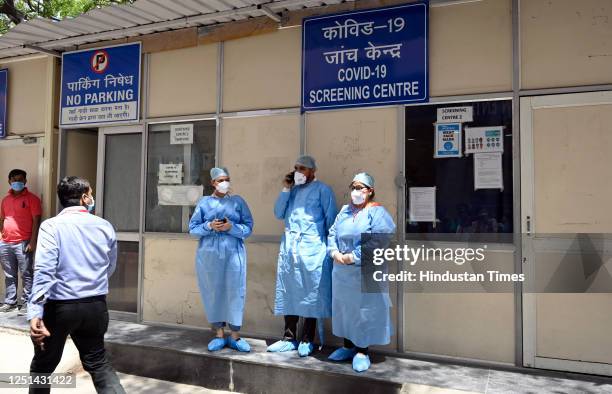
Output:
[
  {"xmin": 3, "ymin": 312, "xmax": 612, "ymax": 394},
  {"xmin": 101, "ymin": 321, "xmax": 612, "ymax": 394}
]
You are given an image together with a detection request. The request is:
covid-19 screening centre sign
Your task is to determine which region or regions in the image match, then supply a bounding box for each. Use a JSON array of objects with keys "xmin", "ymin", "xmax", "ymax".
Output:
[
  {"xmin": 60, "ymin": 42, "xmax": 141, "ymax": 127},
  {"xmin": 301, "ymin": 2, "xmax": 429, "ymax": 111}
]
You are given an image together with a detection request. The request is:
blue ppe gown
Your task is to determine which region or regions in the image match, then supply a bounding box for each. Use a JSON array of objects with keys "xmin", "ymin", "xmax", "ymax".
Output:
[
  {"xmin": 189, "ymin": 194, "xmax": 254, "ymax": 328},
  {"xmin": 273, "ymin": 180, "xmax": 337, "ymax": 318},
  {"xmin": 327, "ymin": 204, "xmax": 396, "ymax": 348}
]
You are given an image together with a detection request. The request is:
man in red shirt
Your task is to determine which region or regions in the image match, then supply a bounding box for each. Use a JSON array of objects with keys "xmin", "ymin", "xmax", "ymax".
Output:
[{"xmin": 0, "ymin": 169, "xmax": 42, "ymax": 315}]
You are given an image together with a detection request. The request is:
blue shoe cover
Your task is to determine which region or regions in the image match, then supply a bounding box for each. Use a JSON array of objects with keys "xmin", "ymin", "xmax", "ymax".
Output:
[
  {"xmin": 208, "ymin": 337, "xmax": 227, "ymax": 352},
  {"xmin": 328, "ymin": 347, "xmax": 357, "ymax": 361},
  {"xmin": 298, "ymin": 341, "xmax": 314, "ymax": 357},
  {"xmin": 228, "ymin": 337, "xmax": 251, "ymax": 352},
  {"xmin": 267, "ymin": 339, "xmax": 298, "ymax": 352},
  {"xmin": 352, "ymin": 353, "xmax": 371, "ymax": 372}
]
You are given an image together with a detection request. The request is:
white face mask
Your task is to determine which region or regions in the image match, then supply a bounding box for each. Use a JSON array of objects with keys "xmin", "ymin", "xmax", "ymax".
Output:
[
  {"xmin": 216, "ymin": 181, "xmax": 231, "ymax": 194},
  {"xmin": 294, "ymin": 172, "xmax": 307, "ymax": 186},
  {"xmin": 351, "ymin": 189, "xmax": 367, "ymax": 205}
]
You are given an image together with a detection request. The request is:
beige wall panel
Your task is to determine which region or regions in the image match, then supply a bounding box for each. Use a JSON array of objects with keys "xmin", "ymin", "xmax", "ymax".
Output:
[
  {"xmin": 532, "ymin": 105, "xmax": 612, "ymax": 233},
  {"xmin": 305, "ymin": 107, "xmax": 398, "ymax": 219},
  {"xmin": 404, "ymin": 250, "xmax": 515, "ymax": 363},
  {"xmin": 0, "ymin": 58, "xmax": 48, "ymax": 135},
  {"xmin": 143, "ymin": 238, "xmax": 285, "ymax": 336},
  {"xmin": 64, "ymin": 130, "xmax": 98, "ymax": 195},
  {"xmin": 241, "ymin": 242, "xmax": 284, "ymax": 336},
  {"xmin": 148, "ymin": 44, "xmax": 218, "ymax": 118},
  {"xmin": 220, "ymin": 115, "xmax": 300, "ymax": 236},
  {"xmin": 537, "ymin": 294, "xmax": 612, "ymax": 364},
  {"xmin": 429, "ymin": 0, "xmax": 512, "ymax": 96},
  {"xmin": 143, "ymin": 237, "xmax": 207, "ymax": 326},
  {"xmin": 521, "ymin": 0, "xmax": 612, "ymax": 89},
  {"xmin": 223, "ymin": 28, "xmax": 301, "ymax": 111}
]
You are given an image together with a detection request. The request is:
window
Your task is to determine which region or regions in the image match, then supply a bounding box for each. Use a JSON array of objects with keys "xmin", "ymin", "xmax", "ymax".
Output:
[
  {"xmin": 145, "ymin": 120, "xmax": 216, "ymax": 233},
  {"xmin": 405, "ymin": 100, "xmax": 513, "ymax": 242}
]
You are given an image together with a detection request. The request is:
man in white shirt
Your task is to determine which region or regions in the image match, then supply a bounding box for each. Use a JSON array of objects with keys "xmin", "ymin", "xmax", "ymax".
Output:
[{"xmin": 28, "ymin": 176, "xmax": 125, "ymax": 394}]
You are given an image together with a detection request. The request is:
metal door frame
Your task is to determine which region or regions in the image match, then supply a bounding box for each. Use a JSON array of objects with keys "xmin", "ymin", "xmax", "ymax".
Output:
[
  {"xmin": 97, "ymin": 124, "xmax": 144, "ymax": 321},
  {"xmin": 521, "ymin": 90, "xmax": 612, "ymax": 376}
]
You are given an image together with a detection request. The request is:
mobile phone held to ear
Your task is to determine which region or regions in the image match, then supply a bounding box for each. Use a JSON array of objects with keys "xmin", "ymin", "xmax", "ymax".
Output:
[{"xmin": 285, "ymin": 171, "xmax": 296, "ymax": 185}]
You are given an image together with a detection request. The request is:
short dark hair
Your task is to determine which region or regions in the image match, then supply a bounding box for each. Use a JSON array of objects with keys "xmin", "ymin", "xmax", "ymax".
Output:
[
  {"xmin": 58, "ymin": 176, "xmax": 90, "ymax": 208},
  {"xmin": 8, "ymin": 169, "xmax": 26, "ymax": 180}
]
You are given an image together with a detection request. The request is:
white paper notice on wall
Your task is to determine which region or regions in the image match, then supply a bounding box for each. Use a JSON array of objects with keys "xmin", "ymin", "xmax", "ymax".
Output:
[
  {"xmin": 157, "ymin": 185, "xmax": 203, "ymax": 206},
  {"xmin": 170, "ymin": 123, "xmax": 194, "ymax": 144},
  {"xmin": 464, "ymin": 126, "xmax": 504, "ymax": 154},
  {"xmin": 158, "ymin": 163, "xmax": 183, "ymax": 184},
  {"xmin": 437, "ymin": 106, "xmax": 473, "ymax": 123},
  {"xmin": 409, "ymin": 187, "xmax": 436, "ymax": 223},
  {"xmin": 474, "ymin": 152, "xmax": 503, "ymax": 190}
]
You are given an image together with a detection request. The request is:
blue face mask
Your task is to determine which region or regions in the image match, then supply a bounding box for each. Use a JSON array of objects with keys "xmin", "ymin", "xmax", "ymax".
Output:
[
  {"xmin": 10, "ymin": 182, "xmax": 25, "ymax": 192},
  {"xmin": 85, "ymin": 195, "xmax": 95, "ymax": 213}
]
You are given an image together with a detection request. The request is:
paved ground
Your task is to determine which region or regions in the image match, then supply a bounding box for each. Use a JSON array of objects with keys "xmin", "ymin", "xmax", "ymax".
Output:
[
  {"xmin": 0, "ymin": 327, "xmax": 232, "ymax": 393},
  {"xmin": 3, "ymin": 310, "xmax": 612, "ymax": 393}
]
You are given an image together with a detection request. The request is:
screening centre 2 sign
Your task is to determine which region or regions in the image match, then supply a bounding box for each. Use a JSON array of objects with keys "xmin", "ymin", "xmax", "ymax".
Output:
[
  {"xmin": 60, "ymin": 42, "xmax": 141, "ymax": 127},
  {"xmin": 302, "ymin": 2, "xmax": 428, "ymax": 111}
]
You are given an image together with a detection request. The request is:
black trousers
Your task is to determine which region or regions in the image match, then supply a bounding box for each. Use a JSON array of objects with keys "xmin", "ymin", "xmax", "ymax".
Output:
[
  {"xmin": 344, "ymin": 338, "xmax": 369, "ymax": 355},
  {"xmin": 283, "ymin": 315, "xmax": 317, "ymax": 343},
  {"xmin": 29, "ymin": 296, "xmax": 125, "ymax": 394}
]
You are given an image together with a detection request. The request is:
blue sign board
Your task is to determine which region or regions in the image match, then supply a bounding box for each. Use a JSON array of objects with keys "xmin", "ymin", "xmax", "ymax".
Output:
[
  {"xmin": 302, "ymin": 2, "xmax": 428, "ymax": 111},
  {"xmin": 60, "ymin": 42, "xmax": 141, "ymax": 127},
  {"xmin": 0, "ymin": 69, "xmax": 7, "ymax": 138}
]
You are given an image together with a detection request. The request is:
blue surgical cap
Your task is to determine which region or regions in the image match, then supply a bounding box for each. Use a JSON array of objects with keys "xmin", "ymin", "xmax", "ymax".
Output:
[
  {"xmin": 353, "ymin": 172, "xmax": 375, "ymax": 188},
  {"xmin": 210, "ymin": 167, "xmax": 229, "ymax": 180},
  {"xmin": 295, "ymin": 155, "xmax": 317, "ymax": 169}
]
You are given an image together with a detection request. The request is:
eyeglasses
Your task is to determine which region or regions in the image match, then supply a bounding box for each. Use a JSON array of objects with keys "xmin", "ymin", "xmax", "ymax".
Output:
[
  {"xmin": 350, "ymin": 185, "xmax": 369, "ymax": 191},
  {"xmin": 294, "ymin": 165, "xmax": 309, "ymax": 172}
]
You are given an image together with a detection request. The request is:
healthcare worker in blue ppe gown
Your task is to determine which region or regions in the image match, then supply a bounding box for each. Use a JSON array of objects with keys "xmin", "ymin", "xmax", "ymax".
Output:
[
  {"xmin": 327, "ymin": 172, "xmax": 396, "ymax": 372},
  {"xmin": 189, "ymin": 167, "xmax": 254, "ymax": 353},
  {"xmin": 267, "ymin": 155, "xmax": 337, "ymax": 357}
]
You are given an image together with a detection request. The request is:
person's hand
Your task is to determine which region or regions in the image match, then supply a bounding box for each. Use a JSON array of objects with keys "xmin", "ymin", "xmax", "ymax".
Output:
[
  {"xmin": 218, "ymin": 219, "xmax": 232, "ymax": 232},
  {"xmin": 210, "ymin": 220, "xmax": 224, "ymax": 232},
  {"xmin": 282, "ymin": 172, "xmax": 294, "ymax": 189},
  {"xmin": 30, "ymin": 318, "xmax": 51, "ymax": 351},
  {"xmin": 341, "ymin": 254, "xmax": 354, "ymax": 264},
  {"xmin": 332, "ymin": 251, "xmax": 344, "ymax": 264},
  {"xmin": 25, "ymin": 243, "xmax": 36, "ymax": 254}
]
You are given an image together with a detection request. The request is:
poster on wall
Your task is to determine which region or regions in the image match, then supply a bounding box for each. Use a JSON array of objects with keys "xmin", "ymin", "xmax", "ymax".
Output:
[
  {"xmin": 170, "ymin": 124, "xmax": 194, "ymax": 144},
  {"xmin": 474, "ymin": 152, "xmax": 503, "ymax": 190},
  {"xmin": 464, "ymin": 126, "xmax": 504, "ymax": 154},
  {"xmin": 158, "ymin": 185, "xmax": 203, "ymax": 206},
  {"xmin": 158, "ymin": 163, "xmax": 183, "ymax": 184},
  {"xmin": 60, "ymin": 42, "xmax": 141, "ymax": 127},
  {"xmin": 0, "ymin": 69, "xmax": 7, "ymax": 139},
  {"xmin": 302, "ymin": 2, "xmax": 428, "ymax": 111},
  {"xmin": 434, "ymin": 122, "xmax": 462, "ymax": 158},
  {"xmin": 409, "ymin": 187, "xmax": 436, "ymax": 223}
]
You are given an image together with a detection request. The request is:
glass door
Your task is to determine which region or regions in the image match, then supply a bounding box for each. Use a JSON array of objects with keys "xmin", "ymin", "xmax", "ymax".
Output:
[{"xmin": 97, "ymin": 125, "xmax": 143, "ymax": 319}]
